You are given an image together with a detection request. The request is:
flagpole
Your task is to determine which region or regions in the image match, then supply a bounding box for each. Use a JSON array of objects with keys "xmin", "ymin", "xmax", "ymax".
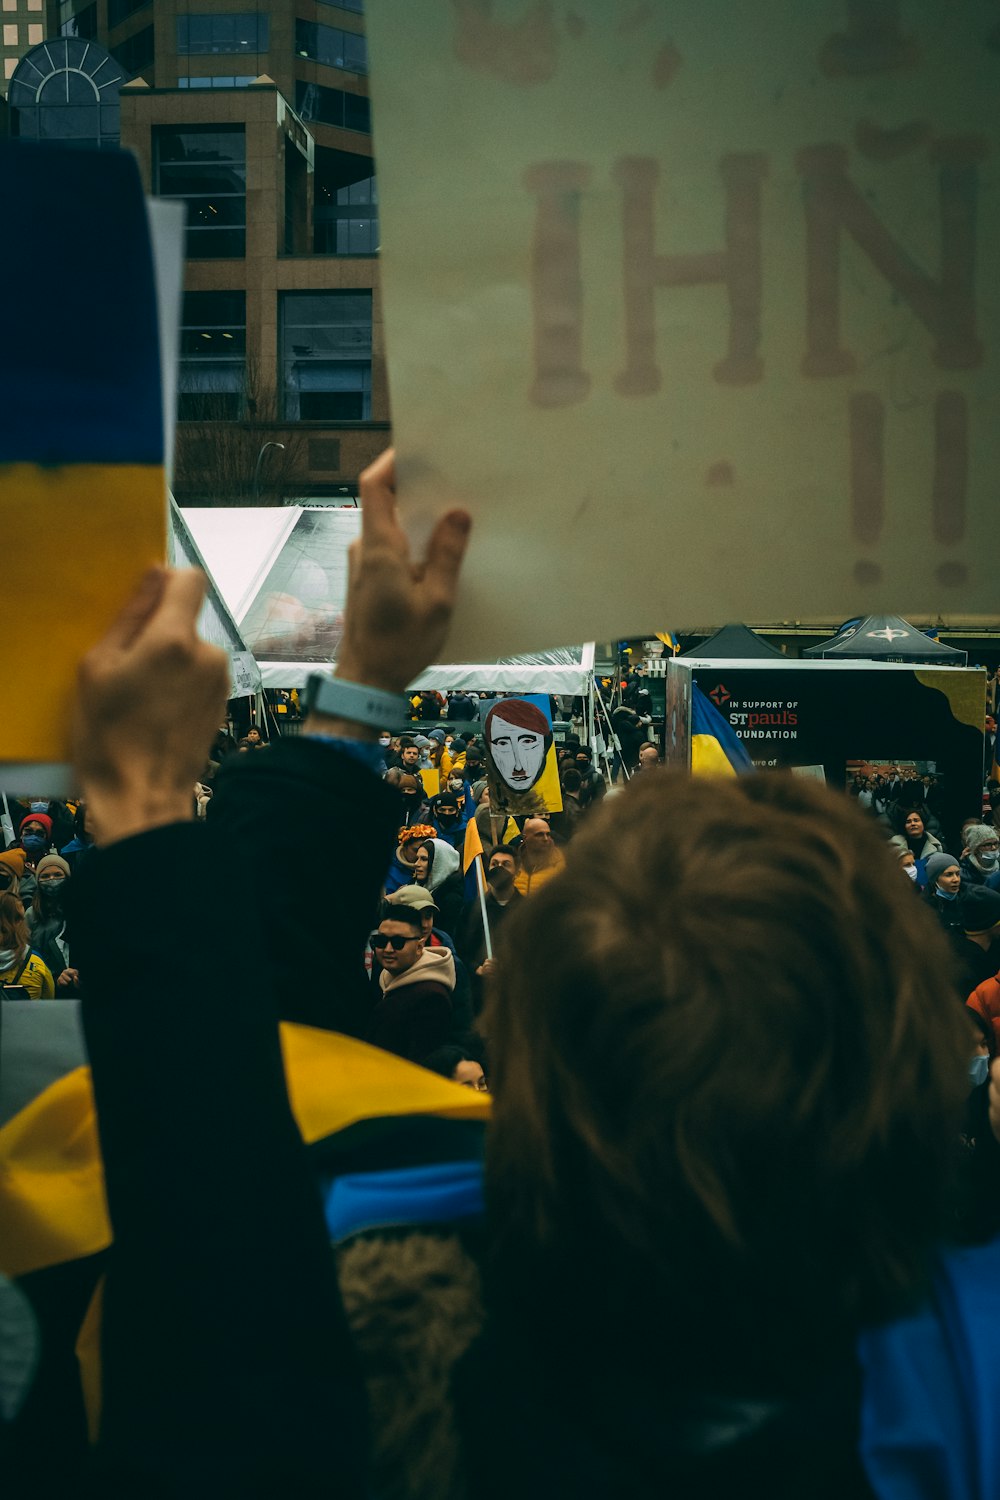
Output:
[{"xmin": 474, "ymin": 854, "xmax": 493, "ymax": 961}]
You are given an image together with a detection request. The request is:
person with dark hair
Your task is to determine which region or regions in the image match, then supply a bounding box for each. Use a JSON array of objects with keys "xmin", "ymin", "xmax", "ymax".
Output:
[
  {"xmin": 886, "ymin": 808, "xmax": 942, "ymax": 881},
  {"xmin": 385, "ymin": 823, "xmax": 438, "ymax": 894},
  {"xmin": 423, "ymin": 1044, "xmax": 488, "ymax": 1091},
  {"xmin": 456, "ymin": 844, "xmax": 522, "ymax": 1000},
  {"xmin": 369, "ymin": 901, "xmax": 455, "ymax": 1064}
]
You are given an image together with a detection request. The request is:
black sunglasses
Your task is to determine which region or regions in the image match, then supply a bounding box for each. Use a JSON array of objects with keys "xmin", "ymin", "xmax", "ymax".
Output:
[{"xmin": 370, "ymin": 932, "xmax": 418, "ymax": 952}]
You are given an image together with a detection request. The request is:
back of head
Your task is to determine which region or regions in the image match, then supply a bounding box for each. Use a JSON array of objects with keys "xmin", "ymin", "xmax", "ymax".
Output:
[{"xmin": 485, "ymin": 772, "xmax": 968, "ymax": 1375}]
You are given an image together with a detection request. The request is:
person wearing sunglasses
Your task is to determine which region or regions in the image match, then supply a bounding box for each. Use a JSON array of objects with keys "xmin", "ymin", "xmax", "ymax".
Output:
[{"xmin": 367, "ymin": 902, "xmax": 455, "ymax": 1065}]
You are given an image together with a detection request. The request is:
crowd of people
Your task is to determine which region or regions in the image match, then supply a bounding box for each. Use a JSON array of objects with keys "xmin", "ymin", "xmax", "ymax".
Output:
[{"xmin": 2, "ymin": 449, "xmax": 1000, "ymax": 1498}]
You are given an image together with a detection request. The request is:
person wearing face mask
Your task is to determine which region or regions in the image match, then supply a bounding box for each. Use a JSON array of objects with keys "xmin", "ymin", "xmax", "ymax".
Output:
[
  {"xmin": 922, "ymin": 852, "xmax": 965, "ymax": 930},
  {"xmin": 429, "ymin": 791, "xmax": 469, "ymax": 852},
  {"xmin": 18, "ymin": 812, "xmax": 53, "ymax": 870},
  {"xmin": 456, "ymin": 845, "xmax": 523, "ymax": 999},
  {"xmin": 897, "ymin": 849, "xmax": 921, "ymax": 886},
  {"xmin": 395, "ymin": 772, "xmax": 430, "ymax": 828},
  {"xmin": 26, "ymin": 855, "xmax": 79, "ymax": 994},
  {"xmin": 0, "ymin": 891, "xmax": 55, "ymax": 998},
  {"xmin": 960, "ymin": 825, "xmax": 1000, "ymax": 891},
  {"xmin": 887, "ymin": 809, "xmax": 942, "ymax": 883}
]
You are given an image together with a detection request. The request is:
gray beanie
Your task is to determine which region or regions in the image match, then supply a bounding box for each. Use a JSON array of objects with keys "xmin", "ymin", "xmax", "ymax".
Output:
[
  {"xmin": 924, "ymin": 852, "xmax": 959, "ymax": 886},
  {"xmin": 966, "ymin": 824, "xmax": 998, "ymax": 854}
]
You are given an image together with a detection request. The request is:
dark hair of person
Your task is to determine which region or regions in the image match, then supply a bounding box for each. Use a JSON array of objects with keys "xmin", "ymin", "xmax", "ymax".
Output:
[
  {"xmin": 488, "ymin": 843, "xmax": 518, "ymax": 866},
  {"xmin": 423, "ymin": 1044, "xmax": 476, "ymax": 1079},
  {"xmin": 399, "ymin": 736, "xmax": 417, "ymax": 749},
  {"xmin": 889, "ymin": 802, "xmax": 929, "ymax": 837},
  {"xmin": 483, "ymin": 773, "xmax": 969, "ymax": 1382},
  {"xmin": 560, "ymin": 768, "xmax": 583, "ymax": 793},
  {"xmin": 967, "ymin": 1005, "xmax": 993, "ymax": 1054},
  {"xmin": 378, "ymin": 901, "xmax": 423, "ymax": 932},
  {"xmin": 0, "ymin": 892, "xmax": 31, "ymax": 961}
]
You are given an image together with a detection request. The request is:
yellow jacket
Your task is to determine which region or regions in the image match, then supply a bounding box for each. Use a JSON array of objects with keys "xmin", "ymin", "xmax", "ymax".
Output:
[
  {"xmin": 0, "ymin": 949, "xmax": 55, "ymax": 998},
  {"xmin": 513, "ymin": 847, "xmax": 566, "ymax": 897}
]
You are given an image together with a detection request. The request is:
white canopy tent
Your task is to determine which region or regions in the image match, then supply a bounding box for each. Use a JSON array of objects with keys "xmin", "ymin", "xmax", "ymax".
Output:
[
  {"xmin": 169, "ymin": 500, "xmax": 261, "ymax": 698},
  {"xmin": 183, "ymin": 506, "xmax": 595, "ymax": 696}
]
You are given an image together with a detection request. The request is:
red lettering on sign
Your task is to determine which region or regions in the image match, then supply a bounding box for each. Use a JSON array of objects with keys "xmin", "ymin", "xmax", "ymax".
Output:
[
  {"xmin": 798, "ymin": 140, "xmax": 984, "ymax": 376},
  {"xmin": 524, "ymin": 161, "xmax": 593, "ymax": 408},
  {"xmin": 613, "ymin": 152, "xmax": 768, "ymax": 396}
]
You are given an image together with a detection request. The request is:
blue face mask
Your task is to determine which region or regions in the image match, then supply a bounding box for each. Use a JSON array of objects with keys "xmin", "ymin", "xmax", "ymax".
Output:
[
  {"xmin": 20, "ymin": 835, "xmax": 45, "ymax": 855},
  {"xmin": 969, "ymin": 1054, "xmax": 990, "ymax": 1088},
  {"xmin": 936, "ymin": 887, "xmax": 958, "ymax": 901}
]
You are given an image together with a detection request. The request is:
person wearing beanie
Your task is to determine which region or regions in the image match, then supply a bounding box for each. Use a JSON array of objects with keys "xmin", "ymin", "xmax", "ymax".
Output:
[
  {"xmin": 886, "ymin": 809, "xmax": 942, "ymax": 885},
  {"xmin": 960, "ymin": 824, "xmax": 1000, "ymax": 891},
  {"xmin": 951, "ymin": 886, "xmax": 1000, "ymax": 997},
  {"xmin": 18, "ymin": 811, "xmax": 53, "ymax": 865},
  {"xmin": 0, "ymin": 847, "xmax": 26, "ymax": 898},
  {"xmin": 26, "ymin": 854, "xmax": 78, "ymax": 993},
  {"xmin": 440, "ymin": 736, "xmax": 467, "ymax": 780},
  {"xmin": 922, "ymin": 852, "xmax": 964, "ymax": 930}
]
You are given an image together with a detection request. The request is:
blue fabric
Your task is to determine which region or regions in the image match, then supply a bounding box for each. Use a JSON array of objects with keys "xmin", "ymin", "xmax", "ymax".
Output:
[
  {"xmin": 690, "ymin": 684, "xmax": 755, "ymax": 774},
  {"xmin": 859, "ymin": 1237, "xmax": 1000, "ymax": 1499},
  {"xmin": 325, "ymin": 1160, "xmax": 484, "ymax": 1244},
  {"xmin": 0, "ymin": 142, "xmax": 162, "ymax": 465}
]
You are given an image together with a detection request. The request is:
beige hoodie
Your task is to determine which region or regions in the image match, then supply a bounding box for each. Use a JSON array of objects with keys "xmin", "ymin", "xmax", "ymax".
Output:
[{"xmin": 379, "ymin": 943, "xmax": 456, "ymax": 996}]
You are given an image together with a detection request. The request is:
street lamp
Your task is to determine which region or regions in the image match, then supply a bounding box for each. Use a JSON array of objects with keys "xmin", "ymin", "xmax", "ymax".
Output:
[{"xmin": 252, "ymin": 440, "xmax": 286, "ymax": 501}]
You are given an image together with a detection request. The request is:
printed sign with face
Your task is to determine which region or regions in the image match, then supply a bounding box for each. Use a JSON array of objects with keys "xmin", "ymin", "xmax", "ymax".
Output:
[{"xmin": 483, "ymin": 695, "xmax": 563, "ymax": 816}]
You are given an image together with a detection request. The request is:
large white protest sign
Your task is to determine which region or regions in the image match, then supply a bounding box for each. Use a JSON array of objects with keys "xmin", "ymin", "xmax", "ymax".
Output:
[{"xmin": 364, "ymin": 1, "xmax": 999, "ymax": 659}]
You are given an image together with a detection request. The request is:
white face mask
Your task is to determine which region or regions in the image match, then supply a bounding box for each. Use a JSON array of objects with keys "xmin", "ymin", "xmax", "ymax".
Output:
[
  {"xmin": 378, "ymin": 736, "xmax": 391, "ymax": 748},
  {"xmin": 903, "ymin": 864, "xmax": 919, "ymax": 882}
]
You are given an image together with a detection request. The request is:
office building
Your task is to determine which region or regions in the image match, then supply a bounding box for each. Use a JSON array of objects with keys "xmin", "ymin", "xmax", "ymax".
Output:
[{"xmin": 7, "ymin": 0, "xmax": 383, "ymax": 502}]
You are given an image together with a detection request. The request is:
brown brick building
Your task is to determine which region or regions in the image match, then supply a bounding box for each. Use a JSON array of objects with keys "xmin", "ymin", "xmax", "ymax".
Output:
[{"xmin": 8, "ymin": 0, "xmax": 386, "ymax": 502}]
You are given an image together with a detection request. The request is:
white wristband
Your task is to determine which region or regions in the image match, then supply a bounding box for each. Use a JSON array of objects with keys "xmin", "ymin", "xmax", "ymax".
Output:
[{"xmin": 304, "ymin": 672, "xmax": 410, "ymax": 729}]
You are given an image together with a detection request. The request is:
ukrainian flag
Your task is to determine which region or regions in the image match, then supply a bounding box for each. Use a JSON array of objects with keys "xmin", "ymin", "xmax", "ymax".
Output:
[
  {"xmin": 1, "ymin": 142, "xmax": 167, "ymax": 765},
  {"xmin": 691, "ymin": 683, "xmax": 754, "ymax": 777},
  {"xmin": 657, "ymin": 631, "xmax": 681, "ymax": 654}
]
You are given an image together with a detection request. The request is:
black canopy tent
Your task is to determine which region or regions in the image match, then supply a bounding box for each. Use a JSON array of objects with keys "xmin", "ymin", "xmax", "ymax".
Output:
[
  {"xmin": 804, "ymin": 615, "xmax": 967, "ymax": 666},
  {"xmin": 680, "ymin": 623, "xmax": 784, "ymax": 660}
]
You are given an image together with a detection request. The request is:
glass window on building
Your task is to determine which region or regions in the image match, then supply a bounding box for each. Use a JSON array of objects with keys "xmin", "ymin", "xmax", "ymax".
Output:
[
  {"xmin": 9, "ymin": 37, "xmax": 124, "ymax": 148},
  {"xmin": 295, "ymin": 79, "xmax": 370, "ymax": 132},
  {"xmin": 114, "ymin": 23, "xmax": 154, "ymax": 76},
  {"xmin": 178, "ymin": 75, "xmax": 256, "ymax": 88},
  {"xmin": 294, "ymin": 20, "xmax": 367, "ymax": 74},
  {"xmin": 154, "ymin": 125, "xmax": 246, "ymax": 258},
  {"xmin": 281, "ymin": 291, "xmax": 372, "ymax": 420},
  {"xmin": 107, "ymin": 0, "xmax": 150, "ymax": 26},
  {"xmin": 177, "ymin": 13, "xmax": 269, "ymax": 55},
  {"xmin": 179, "ymin": 291, "xmax": 247, "ymax": 420},
  {"xmin": 60, "ymin": 2, "xmax": 97, "ymax": 37},
  {"xmin": 313, "ymin": 153, "xmax": 377, "ymax": 254}
]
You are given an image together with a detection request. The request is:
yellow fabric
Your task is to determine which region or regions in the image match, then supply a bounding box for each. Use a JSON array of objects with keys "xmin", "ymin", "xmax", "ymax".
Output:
[
  {"xmin": 440, "ymin": 747, "xmax": 466, "ymax": 779},
  {"xmin": 691, "ymin": 734, "xmax": 739, "ymax": 778},
  {"xmin": 75, "ymin": 1276, "xmax": 104, "ymax": 1444},
  {"xmin": 419, "ymin": 767, "xmax": 440, "ymax": 798},
  {"xmin": 1, "ymin": 951, "xmax": 55, "ymax": 999},
  {"xmin": 2, "ymin": 462, "xmax": 166, "ymax": 762},
  {"xmin": 0, "ymin": 1025, "xmax": 490, "ymax": 1280},
  {"xmin": 513, "ymin": 847, "xmax": 566, "ymax": 897},
  {"xmin": 462, "ymin": 815, "xmax": 484, "ymax": 874}
]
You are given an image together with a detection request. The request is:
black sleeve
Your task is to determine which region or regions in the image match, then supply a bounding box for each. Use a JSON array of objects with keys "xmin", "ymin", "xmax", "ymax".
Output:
[
  {"xmin": 76, "ymin": 821, "xmax": 369, "ymax": 1498},
  {"xmin": 209, "ymin": 736, "xmax": 401, "ymax": 1033}
]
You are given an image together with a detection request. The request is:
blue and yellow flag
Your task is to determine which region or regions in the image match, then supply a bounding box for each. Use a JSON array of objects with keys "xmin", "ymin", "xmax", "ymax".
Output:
[
  {"xmin": 691, "ymin": 683, "xmax": 754, "ymax": 777},
  {"xmin": 656, "ymin": 631, "xmax": 680, "ymax": 654},
  {"xmin": 1, "ymin": 142, "xmax": 167, "ymax": 765}
]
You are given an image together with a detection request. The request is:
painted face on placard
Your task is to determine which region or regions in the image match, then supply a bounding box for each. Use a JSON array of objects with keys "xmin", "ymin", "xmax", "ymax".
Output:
[{"xmin": 486, "ymin": 712, "xmax": 546, "ymax": 790}]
